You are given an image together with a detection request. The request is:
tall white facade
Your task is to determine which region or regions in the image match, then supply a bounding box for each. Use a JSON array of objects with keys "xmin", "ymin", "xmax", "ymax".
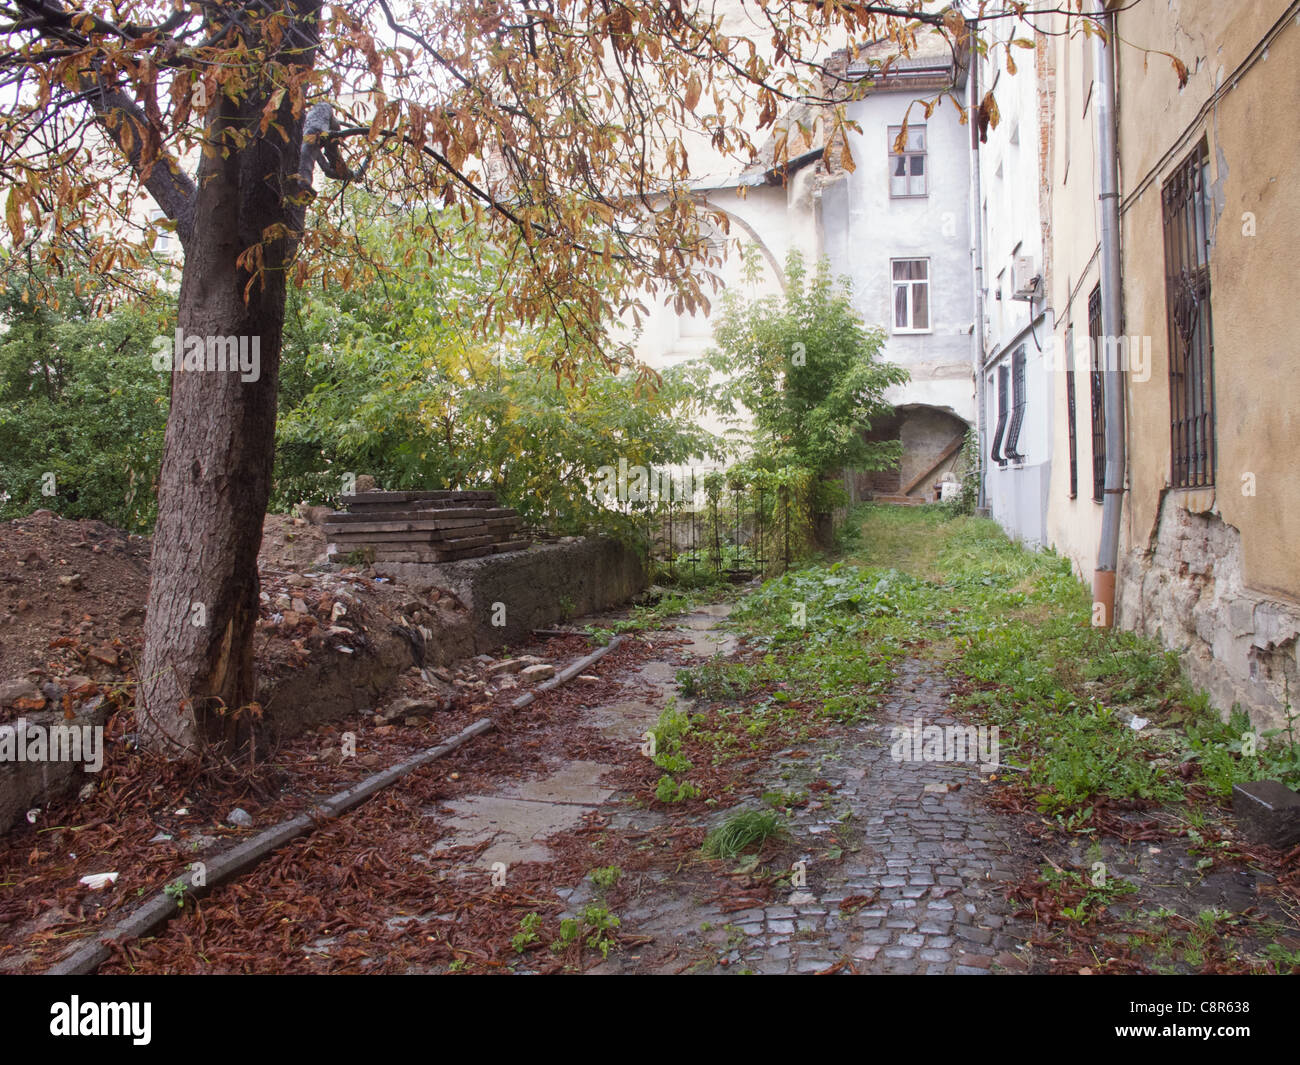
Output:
[{"xmin": 975, "ymin": 27, "xmax": 1053, "ymax": 546}]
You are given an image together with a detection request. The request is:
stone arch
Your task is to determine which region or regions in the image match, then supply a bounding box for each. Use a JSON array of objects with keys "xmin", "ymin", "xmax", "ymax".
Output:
[
  {"xmin": 854, "ymin": 404, "xmax": 971, "ymax": 503},
  {"xmin": 699, "ymin": 197, "xmax": 787, "ymax": 292}
]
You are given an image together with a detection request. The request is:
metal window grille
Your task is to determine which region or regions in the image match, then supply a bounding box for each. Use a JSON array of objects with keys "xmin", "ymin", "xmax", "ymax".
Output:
[
  {"xmin": 991, "ymin": 365, "xmax": 1009, "ymax": 467},
  {"xmin": 1088, "ymin": 285, "xmax": 1105, "ymax": 503},
  {"xmin": 1162, "ymin": 140, "xmax": 1215, "ymax": 488},
  {"xmin": 1004, "ymin": 345, "xmax": 1027, "ymax": 462},
  {"xmin": 1065, "ymin": 326, "xmax": 1078, "ymax": 498}
]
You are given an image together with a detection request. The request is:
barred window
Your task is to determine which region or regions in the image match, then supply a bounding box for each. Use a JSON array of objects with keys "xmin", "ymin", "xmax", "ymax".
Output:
[
  {"xmin": 1088, "ymin": 285, "xmax": 1105, "ymax": 503},
  {"xmin": 1065, "ymin": 325, "xmax": 1078, "ymax": 498},
  {"xmin": 990, "ymin": 365, "xmax": 1010, "ymax": 467},
  {"xmin": 1162, "ymin": 141, "xmax": 1215, "ymax": 488},
  {"xmin": 1004, "ymin": 345, "xmax": 1027, "ymax": 462}
]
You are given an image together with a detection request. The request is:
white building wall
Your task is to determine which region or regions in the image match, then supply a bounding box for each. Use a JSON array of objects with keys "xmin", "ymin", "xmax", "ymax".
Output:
[
  {"xmin": 630, "ymin": 182, "xmax": 803, "ymax": 371},
  {"xmin": 978, "ymin": 28, "xmax": 1052, "ymax": 547},
  {"xmin": 821, "ymin": 89, "xmax": 974, "ymax": 423},
  {"xmin": 982, "ymin": 317, "xmax": 1052, "ymax": 547}
]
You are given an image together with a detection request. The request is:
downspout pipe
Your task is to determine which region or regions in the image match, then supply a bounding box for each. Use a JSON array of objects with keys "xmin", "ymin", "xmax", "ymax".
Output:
[
  {"xmin": 1092, "ymin": 2, "xmax": 1125, "ymax": 627},
  {"xmin": 968, "ymin": 19, "xmax": 988, "ymax": 513}
]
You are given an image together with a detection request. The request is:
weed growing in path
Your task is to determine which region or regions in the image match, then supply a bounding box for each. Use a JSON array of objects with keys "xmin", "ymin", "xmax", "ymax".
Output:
[{"xmin": 702, "ymin": 809, "xmax": 784, "ymax": 861}]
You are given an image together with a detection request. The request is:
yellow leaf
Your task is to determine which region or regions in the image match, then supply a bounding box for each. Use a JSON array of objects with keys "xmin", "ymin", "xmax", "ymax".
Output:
[
  {"xmin": 839, "ymin": 139, "xmax": 856, "ymax": 174},
  {"xmin": 773, "ymin": 129, "xmax": 788, "ymax": 165},
  {"xmin": 5, "ymin": 187, "xmax": 24, "ymax": 245}
]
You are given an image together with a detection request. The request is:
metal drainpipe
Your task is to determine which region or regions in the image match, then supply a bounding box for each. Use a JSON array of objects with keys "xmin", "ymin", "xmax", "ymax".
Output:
[
  {"xmin": 1092, "ymin": 2, "xmax": 1125, "ymax": 626},
  {"xmin": 968, "ymin": 20, "xmax": 988, "ymax": 512}
]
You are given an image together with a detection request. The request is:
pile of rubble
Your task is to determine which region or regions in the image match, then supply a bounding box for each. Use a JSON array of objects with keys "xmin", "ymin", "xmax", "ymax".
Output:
[{"xmin": 370, "ymin": 653, "xmax": 559, "ymax": 727}]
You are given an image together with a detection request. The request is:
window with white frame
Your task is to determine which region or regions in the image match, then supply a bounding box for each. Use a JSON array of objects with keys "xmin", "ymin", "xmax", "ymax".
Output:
[
  {"xmin": 891, "ymin": 258, "xmax": 930, "ymax": 332},
  {"xmin": 887, "ymin": 125, "xmax": 927, "ymax": 197},
  {"xmin": 149, "ymin": 208, "xmax": 171, "ymax": 253}
]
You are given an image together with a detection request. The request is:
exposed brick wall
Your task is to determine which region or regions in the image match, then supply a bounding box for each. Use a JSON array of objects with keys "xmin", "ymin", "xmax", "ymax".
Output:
[{"xmin": 1119, "ymin": 495, "xmax": 1300, "ymax": 734}]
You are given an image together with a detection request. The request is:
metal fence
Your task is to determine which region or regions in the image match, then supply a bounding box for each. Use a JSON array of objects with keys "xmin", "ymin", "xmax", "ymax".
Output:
[{"xmin": 645, "ymin": 472, "xmax": 799, "ymax": 582}]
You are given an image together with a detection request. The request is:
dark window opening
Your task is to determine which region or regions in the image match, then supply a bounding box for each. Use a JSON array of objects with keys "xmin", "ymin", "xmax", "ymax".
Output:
[
  {"xmin": 1162, "ymin": 140, "xmax": 1216, "ymax": 488},
  {"xmin": 1005, "ymin": 345, "xmax": 1027, "ymax": 462},
  {"xmin": 1065, "ymin": 326, "xmax": 1078, "ymax": 499},
  {"xmin": 1088, "ymin": 285, "xmax": 1105, "ymax": 503},
  {"xmin": 991, "ymin": 366, "xmax": 1010, "ymax": 467}
]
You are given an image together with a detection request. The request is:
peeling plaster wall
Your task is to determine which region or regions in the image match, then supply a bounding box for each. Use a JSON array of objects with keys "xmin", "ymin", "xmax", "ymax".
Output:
[
  {"xmin": 1111, "ymin": 1, "xmax": 1300, "ymax": 729},
  {"xmin": 1119, "ymin": 494, "xmax": 1300, "ymax": 733},
  {"xmin": 1116, "ymin": 1, "xmax": 1300, "ymax": 601},
  {"xmin": 1039, "ymin": 2, "xmax": 1300, "ymax": 729},
  {"xmin": 1042, "ymin": 9, "xmax": 1104, "ymax": 582}
]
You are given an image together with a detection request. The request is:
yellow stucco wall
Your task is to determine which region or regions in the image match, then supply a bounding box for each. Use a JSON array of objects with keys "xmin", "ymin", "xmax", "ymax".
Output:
[
  {"xmin": 1043, "ymin": 12, "xmax": 1104, "ymax": 581},
  {"xmin": 1116, "ymin": 0, "xmax": 1300, "ymax": 599}
]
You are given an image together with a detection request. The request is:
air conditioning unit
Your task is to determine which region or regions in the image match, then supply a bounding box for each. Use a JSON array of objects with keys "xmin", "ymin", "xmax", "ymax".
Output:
[{"xmin": 1011, "ymin": 254, "xmax": 1041, "ymax": 301}]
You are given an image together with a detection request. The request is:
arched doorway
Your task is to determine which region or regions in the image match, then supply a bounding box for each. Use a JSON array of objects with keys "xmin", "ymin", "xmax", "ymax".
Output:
[{"xmin": 853, "ymin": 405, "xmax": 970, "ymax": 503}]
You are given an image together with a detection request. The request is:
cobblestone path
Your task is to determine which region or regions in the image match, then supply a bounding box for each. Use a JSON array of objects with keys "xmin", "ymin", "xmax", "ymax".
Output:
[{"xmin": 583, "ymin": 613, "xmax": 1041, "ymax": 974}]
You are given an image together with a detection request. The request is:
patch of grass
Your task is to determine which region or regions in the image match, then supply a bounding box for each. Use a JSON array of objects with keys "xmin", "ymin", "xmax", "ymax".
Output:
[
  {"xmin": 761, "ymin": 788, "xmax": 808, "ymax": 811},
  {"xmin": 584, "ymin": 592, "xmax": 700, "ymax": 644},
  {"xmin": 832, "ymin": 502, "xmax": 1300, "ymax": 816},
  {"xmin": 1182, "ymin": 703, "xmax": 1300, "ymax": 801},
  {"xmin": 1261, "ymin": 942, "xmax": 1300, "ymax": 974},
  {"xmin": 680, "ymin": 502, "xmax": 1299, "ymax": 850},
  {"xmin": 649, "ymin": 697, "xmax": 694, "ymax": 775},
  {"xmin": 676, "ymin": 659, "xmax": 758, "ymax": 701},
  {"xmin": 840, "ymin": 502, "xmax": 954, "ymax": 577},
  {"xmin": 1043, "ymin": 865, "xmax": 1139, "ymax": 924},
  {"xmin": 702, "ymin": 808, "xmax": 784, "ymax": 861}
]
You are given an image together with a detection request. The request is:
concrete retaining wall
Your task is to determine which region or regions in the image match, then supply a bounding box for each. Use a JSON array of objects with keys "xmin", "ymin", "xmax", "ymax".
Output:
[{"xmin": 374, "ymin": 536, "xmax": 647, "ymax": 651}]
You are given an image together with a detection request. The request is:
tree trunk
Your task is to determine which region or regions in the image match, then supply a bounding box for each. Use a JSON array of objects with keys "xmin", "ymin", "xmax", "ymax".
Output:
[{"xmin": 137, "ymin": 87, "xmax": 309, "ymax": 756}]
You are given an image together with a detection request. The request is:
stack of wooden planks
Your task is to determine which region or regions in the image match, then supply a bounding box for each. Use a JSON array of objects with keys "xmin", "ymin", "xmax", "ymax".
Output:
[{"xmin": 324, "ymin": 490, "xmax": 530, "ymax": 563}]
